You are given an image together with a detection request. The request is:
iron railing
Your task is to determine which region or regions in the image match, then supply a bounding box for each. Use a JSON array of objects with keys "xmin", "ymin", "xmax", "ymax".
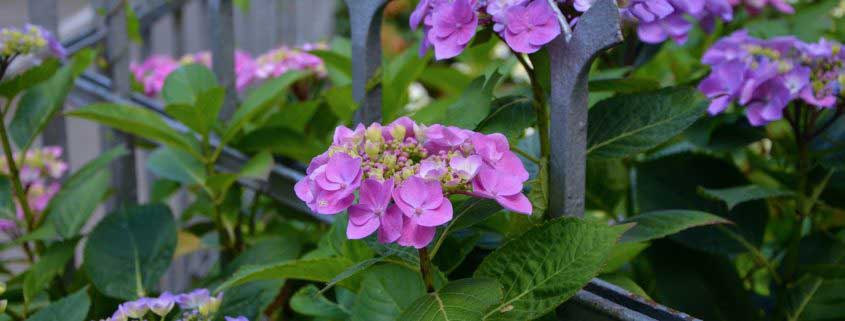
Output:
[{"xmin": 26, "ymin": 0, "xmax": 701, "ymax": 320}]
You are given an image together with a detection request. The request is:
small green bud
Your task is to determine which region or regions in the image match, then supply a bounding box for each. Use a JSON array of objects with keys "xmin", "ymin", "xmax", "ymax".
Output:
[
  {"xmin": 0, "ymin": 281, "xmax": 5, "ymax": 295},
  {"xmin": 199, "ymin": 296, "xmax": 222, "ymax": 316},
  {"xmin": 366, "ymin": 125, "xmax": 383, "ymax": 143},
  {"xmin": 390, "ymin": 125, "xmax": 406, "ymax": 142},
  {"xmin": 365, "ymin": 141, "xmax": 381, "ymax": 159},
  {"xmin": 0, "ymin": 299, "xmax": 6, "ymax": 314},
  {"xmin": 383, "ymin": 153, "xmax": 397, "ymax": 168}
]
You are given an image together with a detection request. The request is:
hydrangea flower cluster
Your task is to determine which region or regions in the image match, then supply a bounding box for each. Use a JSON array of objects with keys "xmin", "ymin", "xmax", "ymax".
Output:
[
  {"xmin": 621, "ymin": 0, "xmax": 733, "ymax": 44},
  {"xmin": 102, "ymin": 289, "xmax": 247, "ymax": 321},
  {"xmin": 130, "ymin": 44, "xmax": 325, "ymax": 97},
  {"xmin": 295, "ymin": 117, "xmax": 532, "ymax": 248},
  {"xmin": 0, "ymin": 24, "xmax": 65, "ymax": 60},
  {"xmin": 728, "ymin": 0, "xmax": 794, "ymax": 15},
  {"xmin": 0, "ymin": 147, "xmax": 67, "ymax": 234},
  {"xmin": 699, "ymin": 30, "xmax": 845, "ymax": 126},
  {"xmin": 410, "ymin": 0, "xmax": 737, "ymax": 60}
]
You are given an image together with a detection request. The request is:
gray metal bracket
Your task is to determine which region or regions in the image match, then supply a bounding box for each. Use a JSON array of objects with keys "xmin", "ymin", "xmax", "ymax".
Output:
[
  {"xmin": 548, "ymin": 0, "xmax": 623, "ymax": 218},
  {"xmin": 344, "ymin": 0, "xmax": 388, "ymax": 124}
]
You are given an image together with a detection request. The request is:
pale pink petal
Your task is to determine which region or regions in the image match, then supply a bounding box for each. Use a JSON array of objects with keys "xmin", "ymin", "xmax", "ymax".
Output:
[
  {"xmin": 496, "ymin": 193, "xmax": 532, "ymax": 215},
  {"xmin": 378, "ymin": 205, "xmax": 404, "ymax": 243},
  {"xmin": 416, "ymin": 198, "xmax": 453, "ymax": 227}
]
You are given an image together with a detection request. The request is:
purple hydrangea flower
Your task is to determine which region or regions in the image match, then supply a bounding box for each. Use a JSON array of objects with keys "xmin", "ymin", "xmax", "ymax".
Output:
[
  {"xmin": 502, "ymin": 0, "xmax": 562, "ymax": 54},
  {"xmin": 428, "ymin": 0, "xmax": 479, "ymax": 59},
  {"xmin": 347, "ymin": 178, "xmax": 404, "ymax": 242}
]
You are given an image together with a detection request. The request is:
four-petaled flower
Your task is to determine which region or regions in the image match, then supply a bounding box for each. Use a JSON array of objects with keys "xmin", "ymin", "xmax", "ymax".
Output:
[{"xmin": 347, "ymin": 178, "xmax": 403, "ymax": 243}]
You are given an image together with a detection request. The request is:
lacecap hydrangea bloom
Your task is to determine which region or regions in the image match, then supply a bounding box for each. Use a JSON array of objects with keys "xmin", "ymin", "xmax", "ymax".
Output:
[
  {"xmin": 0, "ymin": 147, "xmax": 67, "ymax": 235},
  {"xmin": 410, "ymin": 0, "xmax": 736, "ymax": 60},
  {"xmin": 130, "ymin": 44, "xmax": 325, "ymax": 97},
  {"xmin": 295, "ymin": 117, "xmax": 532, "ymax": 248},
  {"xmin": 102, "ymin": 289, "xmax": 246, "ymax": 321},
  {"xmin": 728, "ymin": 0, "xmax": 794, "ymax": 15},
  {"xmin": 0, "ymin": 24, "xmax": 65, "ymax": 60},
  {"xmin": 699, "ymin": 30, "xmax": 845, "ymax": 126}
]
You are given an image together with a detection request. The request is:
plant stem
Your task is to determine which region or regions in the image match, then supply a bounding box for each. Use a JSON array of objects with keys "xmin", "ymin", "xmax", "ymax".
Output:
[
  {"xmin": 418, "ymin": 248, "xmax": 435, "ymax": 293},
  {"xmin": 0, "ymin": 100, "xmax": 37, "ymax": 233},
  {"xmin": 783, "ymin": 105, "xmax": 813, "ymax": 282},
  {"xmin": 513, "ymin": 53, "xmax": 552, "ymax": 162}
]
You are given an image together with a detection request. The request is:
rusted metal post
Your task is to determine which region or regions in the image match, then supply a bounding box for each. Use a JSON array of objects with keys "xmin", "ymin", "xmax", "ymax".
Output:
[
  {"xmin": 344, "ymin": 0, "xmax": 387, "ymax": 124},
  {"xmin": 208, "ymin": 0, "xmax": 237, "ymax": 120},
  {"xmin": 29, "ymin": 0, "xmax": 69, "ymax": 162},
  {"xmin": 547, "ymin": 0, "xmax": 622, "ymax": 217},
  {"xmin": 102, "ymin": 0, "xmax": 139, "ymax": 208}
]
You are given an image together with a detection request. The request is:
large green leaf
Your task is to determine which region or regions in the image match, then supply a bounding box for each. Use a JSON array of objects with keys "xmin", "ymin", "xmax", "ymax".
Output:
[
  {"xmin": 83, "ymin": 204, "xmax": 177, "ymax": 299},
  {"xmin": 620, "ymin": 210, "xmax": 732, "ymax": 243},
  {"xmin": 398, "ymin": 278, "xmax": 503, "ymax": 321},
  {"xmin": 223, "ymin": 71, "xmax": 308, "ymax": 143},
  {"xmin": 146, "ymin": 146, "xmax": 205, "ymax": 186},
  {"xmin": 699, "ymin": 185, "xmax": 793, "ymax": 210},
  {"xmin": 238, "ymin": 151, "xmax": 274, "ymax": 180},
  {"xmin": 588, "ymin": 77, "xmax": 661, "ymax": 94},
  {"xmin": 162, "ymin": 64, "xmax": 219, "ymax": 106},
  {"xmin": 351, "ymin": 264, "xmax": 426, "ymax": 321},
  {"xmin": 23, "ymin": 240, "xmax": 78, "ymax": 304},
  {"xmin": 237, "ymin": 127, "xmax": 324, "ymax": 163},
  {"xmin": 10, "ymin": 51, "xmax": 94, "ymax": 150},
  {"xmin": 291, "ymin": 285, "xmax": 350, "ymax": 319},
  {"xmin": 48, "ymin": 146, "xmax": 128, "ymax": 238},
  {"xmin": 213, "ymin": 280, "xmax": 284, "ymax": 321},
  {"xmin": 383, "ymin": 47, "xmax": 431, "ymax": 121},
  {"xmin": 635, "ymin": 153, "xmax": 769, "ymax": 254},
  {"xmin": 0, "ymin": 59, "xmax": 60, "ymax": 98},
  {"xmin": 586, "ymin": 87, "xmax": 707, "ymax": 159},
  {"xmin": 474, "ymin": 218, "xmax": 627, "ymax": 321},
  {"xmin": 475, "ymin": 96, "xmax": 535, "ymax": 142},
  {"xmin": 216, "ymin": 257, "xmax": 356, "ymax": 293},
  {"xmin": 67, "ymin": 103, "xmax": 198, "ymax": 157},
  {"xmin": 24, "ymin": 288, "xmax": 90, "ymax": 321},
  {"xmin": 646, "ymin": 241, "xmax": 758, "ymax": 321},
  {"xmin": 164, "ymin": 87, "xmax": 225, "ymax": 136},
  {"xmin": 602, "ymin": 241, "xmax": 649, "ymax": 273},
  {"xmin": 783, "ymin": 276, "xmax": 845, "ymax": 321},
  {"xmin": 442, "ymin": 71, "xmax": 503, "ymax": 129},
  {"xmin": 310, "ymin": 49, "xmax": 352, "ymax": 86}
]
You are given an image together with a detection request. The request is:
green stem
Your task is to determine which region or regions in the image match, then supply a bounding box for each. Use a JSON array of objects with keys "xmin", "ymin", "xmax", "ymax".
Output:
[
  {"xmin": 510, "ymin": 145, "xmax": 541, "ymax": 165},
  {"xmin": 0, "ymin": 100, "xmax": 37, "ymax": 234},
  {"xmin": 513, "ymin": 53, "xmax": 551, "ymax": 161},
  {"xmin": 418, "ymin": 248, "xmax": 435, "ymax": 293},
  {"xmin": 783, "ymin": 105, "xmax": 812, "ymax": 282},
  {"xmin": 202, "ymin": 134, "xmax": 233, "ymax": 268}
]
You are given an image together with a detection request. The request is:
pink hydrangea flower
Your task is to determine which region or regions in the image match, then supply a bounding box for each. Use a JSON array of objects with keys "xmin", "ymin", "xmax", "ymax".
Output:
[
  {"xmin": 347, "ymin": 178, "xmax": 403, "ymax": 242},
  {"xmin": 397, "ymin": 216, "xmax": 437, "ymax": 249},
  {"xmin": 502, "ymin": 0, "xmax": 561, "ymax": 54},
  {"xmin": 471, "ymin": 133, "xmax": 529, "ymax": 182},
  {"xmin": 296, "ymin": 117, "xmax": 532, "ymax": 249},
  {"xmin": 393, "ymin": 176, "xmax": 453, "ymax": 227},
  {"xmin": 428, "ymin": 0, "xmax": 479, "ymax": 59},
  {"xmin": 473, "ymin": 167, "xmax": 533, "ymax": 214}
]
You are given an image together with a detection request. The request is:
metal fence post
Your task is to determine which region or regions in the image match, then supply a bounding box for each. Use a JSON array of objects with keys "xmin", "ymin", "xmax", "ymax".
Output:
[
  {"xmin": 344, "ymin": 0, "xmax": 387, "ymax": 124},
  {"xmin": 208, "ymin": 0, "xmax": 238, "ymax": 120},
  {"xmin": 547, "ymin": 0, "xmax": 622, "ymax": 217},
  {"xmin": 29, "ymin": 0, "xmax": 69, "ymax": 161},
  {"xmin": 102, "ymin": 0, "xmax": 139, "ymax": 208}
]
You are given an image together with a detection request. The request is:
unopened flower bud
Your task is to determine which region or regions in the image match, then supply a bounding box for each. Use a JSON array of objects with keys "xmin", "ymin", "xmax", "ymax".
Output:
[
  {"xmin": 365, "ymin": 141, "xmax": 381, "ymax": 159},
  {"xmin": 382, "ymin": 153, "xmax": 397, "ymax": 168},
  {"xmin": 400, "ymin": 167, "xmax": 415, "ymax": 179},
  {"xmin": 390, "ymin": 125, "xmax": 406, "ymax": 142},
  {"xmin": 199, "ymin": 293, "xmax": 223, "ymax": 316},
  {"xmin": 0, "ymin": 281, "xmax": 5, "ymax": 295},
  {"xmin": 0, "ymin": 300, "xmax": 6, "ymax": 314},
  {"xmin": 366, "ymin": 125, "xmax": 383, "ymax": 143}
]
